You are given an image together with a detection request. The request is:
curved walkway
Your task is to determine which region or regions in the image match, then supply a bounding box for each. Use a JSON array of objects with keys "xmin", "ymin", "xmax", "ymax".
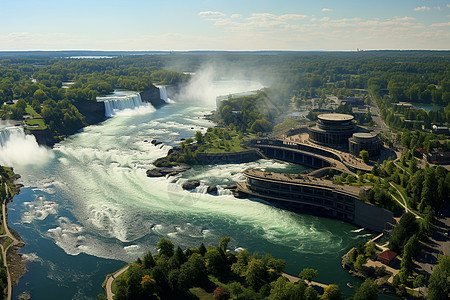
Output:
[
  {"xmin": 106, "ymin": 265, "xmax": 129, "ymax": 300},
  {"xmin": 0, "ymin": 184, "xmax": 22, "ymax": 300},
  {"xmin": 388, "ymin": 182, "xmax": 421, "ymax": 219}
]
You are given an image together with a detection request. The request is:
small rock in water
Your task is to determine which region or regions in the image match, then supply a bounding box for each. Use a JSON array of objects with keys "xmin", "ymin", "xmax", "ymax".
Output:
[
  {"xmin": 207, "ymin": 185, "xmax": 218, "ymax": 194},
  {"xmin": 182, "ymin": 180, "xmax": 200, "ymax": 190}
]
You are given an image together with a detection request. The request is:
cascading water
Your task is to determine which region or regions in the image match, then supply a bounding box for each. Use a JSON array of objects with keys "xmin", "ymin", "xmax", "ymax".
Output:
[
  {"xmin": 158, "ymin": 86, "xmax": 169, "ymax": 103},
  {"xmin": 0, "ymin": 126, "xmax": 23, "ymax": 147},
  {"xmin": 8, "ymin": 80, "xmax": 370, "ymax": 299},
  {"xmin": 101, "ymin": 93, "xmax": 154, "ymax": 117},
  {"xmin": 0, "ymin": 126, "xmax": 53, "ymax": 166}
]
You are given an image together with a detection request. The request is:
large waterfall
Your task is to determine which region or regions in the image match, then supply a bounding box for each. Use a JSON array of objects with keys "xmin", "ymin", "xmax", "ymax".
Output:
[
  {"xmin": 102, "ymin": 93, "xmax": 153, "ymax": 117},
  {"xmin": 158, "ymin": 86, "xmax": 169, "ymax": 103},
  {"xmin": 0, "ymin": 126, "xmax": 53, "ymax": 166}
]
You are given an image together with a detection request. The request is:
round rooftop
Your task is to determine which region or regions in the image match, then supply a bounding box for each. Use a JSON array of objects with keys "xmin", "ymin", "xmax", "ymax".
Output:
[
  {"xmin": 318, "ymin": 113, "xmax": 354, "ymax": 122},
  {"xmin": 353, "ymin": 132, "xmax": 376, "ymax": 139}
]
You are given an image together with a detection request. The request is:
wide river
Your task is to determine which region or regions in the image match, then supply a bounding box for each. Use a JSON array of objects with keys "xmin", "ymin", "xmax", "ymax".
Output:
[{"xmin": 7, "ymin": 82, "xmax": 372, "ymax": 299}]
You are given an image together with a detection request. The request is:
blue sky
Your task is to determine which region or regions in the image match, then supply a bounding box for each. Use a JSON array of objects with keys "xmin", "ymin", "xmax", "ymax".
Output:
[{"xmin": 0, "ymin": 0, "xmax": 449, "ymax": 51}]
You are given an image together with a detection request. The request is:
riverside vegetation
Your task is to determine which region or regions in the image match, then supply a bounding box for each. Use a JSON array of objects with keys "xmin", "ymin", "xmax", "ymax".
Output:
[
  {"xmin": 98, "ymin": 237, "xmax": 362, "ymax": 300},
  {"xmin": 0, "ymin": 56, "xmax": 189, "ymax": 143}
]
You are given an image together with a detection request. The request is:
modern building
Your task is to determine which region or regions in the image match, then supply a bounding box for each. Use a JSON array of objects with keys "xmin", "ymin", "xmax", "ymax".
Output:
[
  {"xmin": 349, "ymin": 132, "xmax": 383, "ymax": 157},
  {"xmin": 237, "ymin": 169, "xmax": 394, "ymax": 232},
  {"xmin": 308, "ymin": 113, "xmax": 357, "ymax": 147}
]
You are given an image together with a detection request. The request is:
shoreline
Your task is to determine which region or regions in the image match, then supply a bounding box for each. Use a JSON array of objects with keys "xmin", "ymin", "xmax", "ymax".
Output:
[{"xmin": 1, "ymin": 175, "xmax": 27, "ymax": 300}]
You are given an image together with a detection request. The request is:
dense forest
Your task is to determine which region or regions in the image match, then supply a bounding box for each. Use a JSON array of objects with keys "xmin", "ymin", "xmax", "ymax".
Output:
[
  {"xmin": 1, "ymin": 51, "xmax": 449, "ymax": 142},
  {"xmin": 99, "ymin": 237, "xmax": 380, "ymax": 300},
  {"xmin": 0, "ymin": 56, "xmax": 189, "ymax": 142}
]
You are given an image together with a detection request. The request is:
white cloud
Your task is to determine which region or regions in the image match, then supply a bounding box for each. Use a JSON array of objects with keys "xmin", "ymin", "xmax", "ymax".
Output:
[
  {"xmin": 231, "ymin": 14, "xmax": 242, "ymax": 19},
  {"xmin": 431, "ymin": 22, "xmax": 450, "ymax": 27},
  {"xmin": 198, "ymin": 11, "xmax": 226, "ymax": 19},
  {"xmin": 435, "ymin": 6, "xmax": 441, "ymax": 10},
  {"xmin": 414, "ymin": 6, "xmax": 431, "ymax": 11},
  {"xmin": 195, "ymin": 11, "xmax": 450, "ymax": 50},
  {"xmin": 322, "ymin": 8, "xmax": 332, "ymax": 12},
  {"xmin": 394, "ymin": 16, "xmax": 415, "ymax": 21}
]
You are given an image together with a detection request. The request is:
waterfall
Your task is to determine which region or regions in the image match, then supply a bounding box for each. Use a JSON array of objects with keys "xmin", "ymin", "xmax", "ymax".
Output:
[
  {"xmin": 158, "ymin": 86, "xmax": 169, "ymax": 103},
  {"xmin": 0, "ymin": 126, "xmax": 53, "ymax": 166},
  {"xmin": 102, "ymin": 93, "xmax": 148, "ymax": 117},
  {"xmin": 0, "ymin": 126, "xmax": 24, "ymax": 147}
]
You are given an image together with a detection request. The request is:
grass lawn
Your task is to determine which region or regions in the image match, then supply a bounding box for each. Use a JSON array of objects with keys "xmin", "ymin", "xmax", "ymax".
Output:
[
  {"xmin": 197, "ymin": 131, "xmax": 256, "ymax": 154},
  {"xmin": 189, "ymin": 287, "xmax": 213, "ymax": 300},
  {"xmin": 25, "ymin": 105, "xmax": 42, "ymax": 118},
  {"xmin": 25, "ymin": 118, "xmax": 47, "ymax": 130}
]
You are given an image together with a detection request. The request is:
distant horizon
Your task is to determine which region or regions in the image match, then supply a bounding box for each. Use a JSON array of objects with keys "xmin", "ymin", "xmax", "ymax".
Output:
[
  {"xmin": 1, "ymin": 49, "xmax": 449, "ymax": 53},
  {"xmin": 1, "ymin": 1, "xmax": 449, "ymax": 51}
]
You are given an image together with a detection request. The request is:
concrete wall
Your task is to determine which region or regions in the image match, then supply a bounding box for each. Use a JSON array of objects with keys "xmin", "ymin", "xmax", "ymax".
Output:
[
  {"xmin": 354, "ymin": 200, "xmax": 394, "ymax": 232},
  {"xmin": 196, "ymin": 150, "xmax": 263, "ymax": 164}
]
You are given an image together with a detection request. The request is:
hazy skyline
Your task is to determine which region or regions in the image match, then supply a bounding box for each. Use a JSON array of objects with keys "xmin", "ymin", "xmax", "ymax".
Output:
[{"xmin": 1, "ymin": 0, "xmax": 449, "ymax": 51}]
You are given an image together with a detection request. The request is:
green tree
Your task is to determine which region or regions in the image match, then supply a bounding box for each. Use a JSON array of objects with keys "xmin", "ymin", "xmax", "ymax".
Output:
[
  {"xmin": 299, "ymin": 268, "xmax": 319, "ymax": 282},
  {"xmin": 359, "ymin": 150, "xmax": 369, "ymax": 163},
  {"xmin": 321, "ymin": 284, "xmax": 341, "ymax": 300},
  {"xmin": 194, "ymin": 131, "xmax": 203, "ymax": 144},
  {"xmin": 219, "ymin": 236, "xmax": 230, "ymax": 254},
  {"xmin": 231, "ymin": 250, "xmax": 250, "ymax": 276},
  {"xmin": 305, "ymin": 285, "xmax": 319, "ymax": 300},
  {"xmin": 353, "ymin": 279, "xmax": 379, "ymax": 300},
  {"xmin": 198, "ymin": 243, "xmax": 207, "ymax": 256},
  {"xmin": 204, "ymin": 247, "xmax": 225, "ymax": 275},
  {"xmin": 245, "ymin": 258, "xmax": 267, "ymax": 290},
  {"xmin": 413, "ymin": 274, "xmax": 424, "ymax": 295},
  {"xmin": 427, "ymin": 255, "xmax": 450, "ymax": 300},
  {"xmin": 157, "ymin": 238, "xmax": 174, "ymax": 258},
  {"xmin": 143, "ymin": 250, "xmax": 155, "ymax": 269}
]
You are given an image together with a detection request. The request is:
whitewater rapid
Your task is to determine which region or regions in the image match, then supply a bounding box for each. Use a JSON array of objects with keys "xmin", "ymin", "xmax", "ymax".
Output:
[{"xmin": 7, "ymin": 98, "xmax": 348, "ymax": 263}]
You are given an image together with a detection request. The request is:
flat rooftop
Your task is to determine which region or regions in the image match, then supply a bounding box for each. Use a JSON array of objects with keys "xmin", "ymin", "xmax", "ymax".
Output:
[
  {"xmin": 318, "ymin": 113, "xmax": 354, "ymax": 122},
  {"xmin": 353, "ymin": 132, "xmax": 376, "ymax": 138},
  {"xmin": 244, "ymin": 168, "xmax": 364, "ymax": 196}
]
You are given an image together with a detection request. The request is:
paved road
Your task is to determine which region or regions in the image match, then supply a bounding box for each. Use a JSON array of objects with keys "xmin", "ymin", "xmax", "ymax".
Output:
[{"xmin": 106, "ymin": 265, "xmax": 130, "ymax": 300}]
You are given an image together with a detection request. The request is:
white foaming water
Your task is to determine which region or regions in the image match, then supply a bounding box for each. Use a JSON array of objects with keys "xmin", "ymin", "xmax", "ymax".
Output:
[
  {"xmin": 15, "ymin": 84, "xmax": 354, "ymax": 263},
  {"xmin": 158, "ymin": 86, "xmax": 169, "ymax": 103},
  {"xmin": 100, "ymin": 93, "xmax": 155, "ymax": 117},
  {"xmin": 0, "ymin": 126, "xmax": 53, "ymax": 167}
]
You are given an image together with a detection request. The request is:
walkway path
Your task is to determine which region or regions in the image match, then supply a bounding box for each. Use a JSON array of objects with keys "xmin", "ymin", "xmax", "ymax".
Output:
[
  {"xmin": 106, "ymin": 265, "xmax": 129, "ymax": 300},
  {"xmin": 0, "ymin": 184, "xmax": 21, "ymax": 300},
  {"xmin": 388, "ymin": 182, "xmax": 422, "ymax": 219},
  {"xmin": 282, "ymin": 272, "xmax": 329, "ymax": 290},
  {"xmin": 0, "ymin": 244, "xmax": 11, "ymax": 300}
]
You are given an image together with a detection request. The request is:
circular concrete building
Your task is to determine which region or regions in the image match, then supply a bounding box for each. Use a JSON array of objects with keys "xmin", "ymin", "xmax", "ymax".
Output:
[
  {"xmin": 308, "ymin": 113, "xmax": 357, "ymax": 146},
  {"xmin": 349, "ymin": 132, "xmax": 382, "ymax": 157}
]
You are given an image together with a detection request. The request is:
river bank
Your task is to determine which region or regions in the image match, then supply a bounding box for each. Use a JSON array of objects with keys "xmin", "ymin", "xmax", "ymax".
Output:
[{"xmin": 0, "ymin": 168, "xmax": 27, "ymax": 299}]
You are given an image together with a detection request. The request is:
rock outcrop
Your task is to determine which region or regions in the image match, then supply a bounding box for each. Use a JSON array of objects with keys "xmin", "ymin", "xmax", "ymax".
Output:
[
  {"xmin": 146, "ymin": 165, "xmax": 190, "ymax": 178},
  {"xmin": 207, "ymin": 185, "xmax": 218, "ymax": 194},
  {"xmin": 182, "ymin": 180, "xmax": 200, "ymax": 190},
  {"xmin": 140, "ymin": 86, "xmax": 166, "ymax": 108}
]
